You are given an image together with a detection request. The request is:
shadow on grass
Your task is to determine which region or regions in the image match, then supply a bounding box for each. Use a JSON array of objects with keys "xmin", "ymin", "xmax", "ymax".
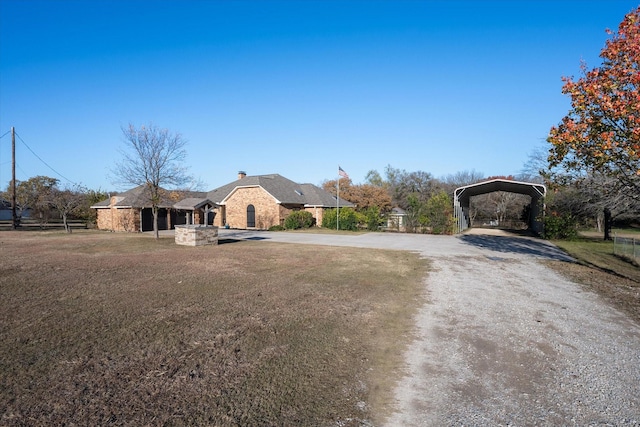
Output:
[
  {"xmin": 217, "ymin": 236, "xmax": 271, "ymax": 245},
  {"xmin": 460, "ymin": 234, "xmax": 575, "ymax": 262},
  {"xmin": 218, "ymin": 238, "xmax": 241, "ymax": 245}
]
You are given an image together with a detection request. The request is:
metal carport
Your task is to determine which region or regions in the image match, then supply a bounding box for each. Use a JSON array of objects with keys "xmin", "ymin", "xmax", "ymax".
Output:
[{"xmin": 453, "ymin": 179, "xmax": 546, "ymax": 234}]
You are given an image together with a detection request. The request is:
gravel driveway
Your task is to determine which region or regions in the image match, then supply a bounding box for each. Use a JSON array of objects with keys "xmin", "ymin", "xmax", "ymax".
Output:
[{"xmin": 220, "ymin": 229, "xmax": 640, "ymax": 425}]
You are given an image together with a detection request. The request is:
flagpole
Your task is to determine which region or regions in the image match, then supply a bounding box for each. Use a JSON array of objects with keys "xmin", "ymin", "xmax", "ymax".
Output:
[{"xmin": 336, "ymin": 172, "xmax": 340, "ymax": 230}]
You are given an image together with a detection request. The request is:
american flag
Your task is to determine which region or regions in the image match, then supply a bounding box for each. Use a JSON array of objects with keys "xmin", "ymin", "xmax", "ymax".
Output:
[{"xmin": 338, "ymin": 166, "xmax": 349, "ymax": 179}]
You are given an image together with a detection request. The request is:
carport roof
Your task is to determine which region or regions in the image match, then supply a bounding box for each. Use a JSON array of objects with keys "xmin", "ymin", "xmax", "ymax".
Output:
[{"xmin": 454, "ymin": 179, "xmax": 546, "ymax": 204}]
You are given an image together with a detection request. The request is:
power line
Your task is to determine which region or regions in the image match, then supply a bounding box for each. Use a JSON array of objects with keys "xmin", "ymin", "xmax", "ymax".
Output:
[
  {"xmin": 0, "ymin": 130, "xmax": 11, "ymax": 139},
  {"xmin": 14, "ymin": 131, "xmax": 77, "ymax": 185}
]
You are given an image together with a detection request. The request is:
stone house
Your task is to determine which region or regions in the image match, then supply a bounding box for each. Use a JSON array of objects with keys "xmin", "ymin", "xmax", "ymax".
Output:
[
  {"xmin": 207, "ymin": 172, "xmax": 353, "ymax": 229},
  {"xmin": 92, "ymin": 172, "xmax": 353, "ymax": 231}
]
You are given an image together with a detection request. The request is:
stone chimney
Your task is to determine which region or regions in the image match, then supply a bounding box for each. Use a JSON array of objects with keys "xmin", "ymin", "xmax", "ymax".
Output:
[{"xmin": 238, "ymin": 171, "xmax": 247, "ymax": 180}]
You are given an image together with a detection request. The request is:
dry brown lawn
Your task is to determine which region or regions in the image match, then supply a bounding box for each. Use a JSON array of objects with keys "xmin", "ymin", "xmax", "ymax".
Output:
[
  {"xmin": 0, "ymin": 230, "xmax": 428, "ymax": 426},
  {"xmin": 548, "ymin": 237, "xmax": 640, "ymax": 325}
]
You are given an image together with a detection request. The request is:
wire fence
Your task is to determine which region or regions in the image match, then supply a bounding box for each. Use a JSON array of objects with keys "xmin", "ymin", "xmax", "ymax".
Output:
[{"xmin": 613, "ymin": 235, "xmax": 639, "ymax": 262}]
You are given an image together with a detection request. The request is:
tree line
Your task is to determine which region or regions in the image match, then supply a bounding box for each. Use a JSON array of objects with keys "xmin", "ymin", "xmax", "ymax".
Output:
[
  {"xmin": 318, "ymin": 166, "xmax": 535, "ymax": 234},
  {"xmin": 1, "ymin": 176, "xmax": 107, "ymax": 232}
]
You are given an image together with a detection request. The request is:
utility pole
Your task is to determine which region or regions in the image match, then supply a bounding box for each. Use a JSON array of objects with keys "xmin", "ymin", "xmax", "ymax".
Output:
[{"xmin": 11, "ymin": 127, "xmax": 17, "ymax": 229}]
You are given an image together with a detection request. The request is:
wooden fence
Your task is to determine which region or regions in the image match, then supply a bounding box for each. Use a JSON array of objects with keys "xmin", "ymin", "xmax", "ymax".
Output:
[{"xmin": 0, "ymin": 219, "xmax": 88, "ymax": 230}]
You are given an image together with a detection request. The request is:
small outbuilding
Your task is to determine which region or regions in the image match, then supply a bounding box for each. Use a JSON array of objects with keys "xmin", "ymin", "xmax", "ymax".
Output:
[{"xmin": 386, "ymin": 207, "xmax": 407, "ymax": 231}]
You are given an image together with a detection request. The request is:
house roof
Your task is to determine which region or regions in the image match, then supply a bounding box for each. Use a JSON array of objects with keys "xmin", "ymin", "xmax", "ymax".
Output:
[
  {"xmin": 91, "ymin": 185, "xmax": 207, "ymax": 209},
  {"xmin": 299, "ymin": 183, "xmax": 347, "ymax": 207},
  {"xmin": 93, "ymin": 174, "xmax": 354, "ymax": 210},
  {"xmin": 207, "ymin": 174, "xmax": 354, "ymax": 208},
  {"xmin": 173, "ymin": 198, "xmax": 216, "ymax": 210}
]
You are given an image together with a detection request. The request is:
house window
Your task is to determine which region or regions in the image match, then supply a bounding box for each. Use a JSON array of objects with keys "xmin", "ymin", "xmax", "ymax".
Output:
[{"xmin": 247, "ymin": 204, "xmax": 256, "ymax": 228}]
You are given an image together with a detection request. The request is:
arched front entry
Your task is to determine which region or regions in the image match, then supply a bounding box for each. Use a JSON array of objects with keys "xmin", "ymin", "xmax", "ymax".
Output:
[
  {"xmin": 453, "ymin": 179, "xmax": 546, "ymax": 234},
  {"xmin": 247, "ymin": 204, "xmax": 256, "ymax": 228}
]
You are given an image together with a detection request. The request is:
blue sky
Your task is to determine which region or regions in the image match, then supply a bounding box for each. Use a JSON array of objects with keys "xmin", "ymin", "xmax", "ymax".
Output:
[{"xmin": 0, "ymin": 0, "xmax": 637, "ymax": 191}]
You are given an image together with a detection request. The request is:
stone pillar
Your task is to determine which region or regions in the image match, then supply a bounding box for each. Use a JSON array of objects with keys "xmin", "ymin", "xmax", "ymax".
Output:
[{"xmin": 175, "ymin": 225, "xmax": 219, "ymax": 246}]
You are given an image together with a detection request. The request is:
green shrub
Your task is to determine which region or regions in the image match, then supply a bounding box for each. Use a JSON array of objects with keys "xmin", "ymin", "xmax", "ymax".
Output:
[
  {"xmin": 268, "ymin": 225, "xmax": 285, "ymax": 231},
  {"xmin": 283, "ymin": 210, "xmax": 314, "ymax": 230},
  {"xmin": 322, "ymin": 208, "xmax": 358, "ymax": 231},
  {"xmin": 363, "ymin": 206, "xmax": 384, "ymax": 231},
  {"xmin": 543, "ymin": 214, "xmax": 578, "ymax": 240},
  {"xmin": 404, "ymin": 192, "xmax": 454, "ymax": 234},
  {"xmin": 425, "ymin": 191, "xmax": 455, "ymax": 235}
]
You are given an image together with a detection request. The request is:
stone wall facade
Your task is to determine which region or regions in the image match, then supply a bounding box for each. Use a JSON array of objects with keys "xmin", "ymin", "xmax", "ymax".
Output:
[
  {"xmin": 96, "ymin": 200, "xmax": 140, "ymax": 232},
  {"xmin": 96, "ymin": 197, "xmax": 327, "ymax": 232},
  {"xmin": 175, "ymin": 225, "xmax": 218, "ymax": 246},
  {"xmin": 305, "ymin": 206, "xmax": 323, "ymax": 227},
  {"xmin": 220, "ymin": 186, "xmax": 283, "ymax": 229},
  {"xmin": 210, "ymin": 188, "xmax": 327, "ymax": 230}
]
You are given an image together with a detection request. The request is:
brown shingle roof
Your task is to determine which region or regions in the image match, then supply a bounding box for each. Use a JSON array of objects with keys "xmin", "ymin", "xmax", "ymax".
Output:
[
  {"xmin": 207, "ymin": 174, "xmax": 353, "ymax": 207},
  {"xmin": 92, "ymin": 175, "xmax": 354, "ymax": 210},
  {"xmin": 91, "ymin": 185, "xmax": 207, "ymax": 209},
  {"xmin": 173, "ymin": 198, "xmax": 216, "ymax": 210}
]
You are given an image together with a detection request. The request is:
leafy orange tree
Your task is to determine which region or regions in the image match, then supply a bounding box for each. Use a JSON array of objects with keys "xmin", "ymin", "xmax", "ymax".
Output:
[
  {"xmin": 547, "ymin": 6, "xmax": 640, "ymax": 200},
  {"xmin": 322, "ymin": 178, "xmax": 392, "ymax": 230},
  {"xmin": 322, "ymin": 178, "xmax": 392, "ymax": 212}
]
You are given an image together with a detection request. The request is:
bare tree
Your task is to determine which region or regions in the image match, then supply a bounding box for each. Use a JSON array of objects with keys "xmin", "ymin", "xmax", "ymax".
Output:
[
  {"xmin": 113, "ymin": 123, "xmax": 191, "ymax": 239},
  {"xmin": 381, "ymin": 165, "xmax": 440, "ymax": 209},
  {"xmin": 520, "ymin": 145, "xmax": 549, "ymax": 183},
  {"xmin": 470, "ymin": 191, "xmax": 528, "ymax": 226},
  {"xmin": 548, "ymin": 173, "xmax": 640, "ymax": 235},
  {"xmin": 49, "ymin": 185, "xmax": 87, "ymax": 233},
  {"xmin": 442, "ymin": 169, "xmax": 485, "ymax": 194}
]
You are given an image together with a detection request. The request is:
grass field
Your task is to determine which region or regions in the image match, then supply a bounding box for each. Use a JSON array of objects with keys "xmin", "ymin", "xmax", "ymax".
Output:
[
  {"xmin": 0, "ymin": 231, "xmax": 428, "ymax": 426},
  {"xmin": 549, "ymin": 236, "xmax": 640, "ymax": 324}
]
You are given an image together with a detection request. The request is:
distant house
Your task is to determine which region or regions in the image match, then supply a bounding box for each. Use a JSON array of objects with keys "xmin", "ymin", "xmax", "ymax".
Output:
[
  {"xmin": 92, "ymin": 172, "xmax": 353, "ymax": 232},
  {"xmin": 0, "ymin": 197, "xmax": 31, "ymax": 221},
  {"xmin": 0, "ymin": 198, "xmax": 12, "ymax": 221}
]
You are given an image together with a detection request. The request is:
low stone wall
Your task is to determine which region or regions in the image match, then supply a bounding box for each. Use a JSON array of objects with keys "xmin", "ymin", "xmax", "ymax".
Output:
[{"xmin": 175, "ymin": 225, "xmax": 219, "ymax": 246}]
